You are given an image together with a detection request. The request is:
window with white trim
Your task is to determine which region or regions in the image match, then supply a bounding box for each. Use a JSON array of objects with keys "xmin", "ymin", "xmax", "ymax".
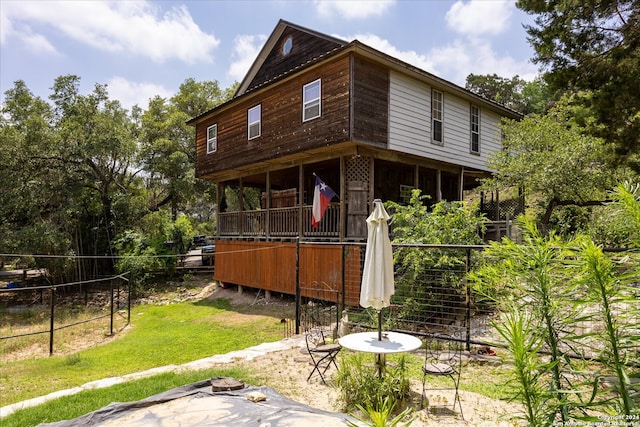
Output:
[
  {"xmin": 470, "ymin": 105, "xmax": 480, "ymax": 153},
  {"xmin": 248, "ymin": 104, "xmax": 261, "ymax": 140},
  {"xmin": 303, "ymin": 79, "xmax": 321, "ymax": 121},
  {"xmin": 432, "ymin": 89, "xmax": 443, "ymax": 143},
  {"xmin": 207, "ymin": 124, "xmax": 217, "ymax": 154}
]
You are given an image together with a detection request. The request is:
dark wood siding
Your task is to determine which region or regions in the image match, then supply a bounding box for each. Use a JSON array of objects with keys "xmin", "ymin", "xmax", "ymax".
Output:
[
  {"xmin": 196, "ymin": 56, "xmax": 351, "ymax": 178},
  {"xmin": 247, "ymin": 27, "xmax": 344, "ymax": 92},
  {"xmin": 352, "ymin": 56, "xmax": 389, "ymax": 145}
]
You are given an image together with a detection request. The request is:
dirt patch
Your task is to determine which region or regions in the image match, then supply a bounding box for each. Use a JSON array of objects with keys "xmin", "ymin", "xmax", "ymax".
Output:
[{"xmin": 234, "ymin": 341, "xmax": 523, "ymax": 426}]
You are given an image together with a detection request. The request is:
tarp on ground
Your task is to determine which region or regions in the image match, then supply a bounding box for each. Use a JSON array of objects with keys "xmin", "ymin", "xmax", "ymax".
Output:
[{"xmin": 39, "ymin": 379, "xmax": 361, "ymax": 426}]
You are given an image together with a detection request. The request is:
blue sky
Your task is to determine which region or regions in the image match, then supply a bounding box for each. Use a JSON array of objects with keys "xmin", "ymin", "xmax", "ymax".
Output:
[{"xmin": 1, "ymin": 0, "xmax": 540, "ymax": 111}]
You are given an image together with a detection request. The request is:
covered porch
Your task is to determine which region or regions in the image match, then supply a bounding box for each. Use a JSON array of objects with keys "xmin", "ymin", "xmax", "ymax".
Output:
[{"xmin": 214, "ymin": 150, "xmax": 488, "ymax": 242}]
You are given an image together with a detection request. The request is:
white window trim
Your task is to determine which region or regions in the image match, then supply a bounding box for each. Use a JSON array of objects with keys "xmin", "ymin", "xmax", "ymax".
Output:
[
  {"xmin": 431, "ymin": 89, "xmax": 443, "ymax": 144},
  {"xmin": 303, "ymin": 79, "xmax": 321, "ymax": 122},
  {"xmin": 248, "ymin": 104, "xmax": 261, "ymax": 140},
  {"xmin": 470, "ymin": 105, "xmax": 480, "ymax": 154},
  {"xmin": 207, "ymin": 124, "xmax": 217, "ymax": 154}
]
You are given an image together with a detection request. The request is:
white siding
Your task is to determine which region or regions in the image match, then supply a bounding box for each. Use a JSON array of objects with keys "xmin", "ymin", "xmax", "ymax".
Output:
[{"xmin": 389, "ymin": 70, "xmax": 503, "ymax": 172}]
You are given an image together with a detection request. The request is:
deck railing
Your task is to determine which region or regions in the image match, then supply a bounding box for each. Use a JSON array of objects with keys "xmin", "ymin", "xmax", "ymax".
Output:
[{"xmin": 218, "ymin": 204, "xmax": 340, "ymax": 239}]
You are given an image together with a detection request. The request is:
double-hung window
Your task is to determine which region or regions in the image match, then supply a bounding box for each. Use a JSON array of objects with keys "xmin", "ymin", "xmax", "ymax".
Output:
[
  {"xmin": 303, "ymin": 79, "xmax": 321, "ymax": 121},
  {"xmin": 470, "ymin": 105, "xmax": 480, "ymax": 153},
  {"xmin": 207, "ymin": 124, "xmax": 217, "ymax": 154},
  {"xmin": 248, "ymin": 104, "xmax": 261, "ymax": 140},
  {"xmin": 432, "ymin": 89, "xmax": 443, "ymax": 144}
]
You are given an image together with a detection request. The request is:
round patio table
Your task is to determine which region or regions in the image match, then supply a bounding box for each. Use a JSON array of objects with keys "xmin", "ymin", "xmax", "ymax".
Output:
[{"xmin": 338, "ymin": 331, "xmax": 422, "ymax": 377}]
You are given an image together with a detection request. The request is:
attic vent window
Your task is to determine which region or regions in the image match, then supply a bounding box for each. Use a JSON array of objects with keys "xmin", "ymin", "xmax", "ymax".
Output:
[{"xmin": 282, "ymin": 37, "xmax": 293, "ymax": 55}]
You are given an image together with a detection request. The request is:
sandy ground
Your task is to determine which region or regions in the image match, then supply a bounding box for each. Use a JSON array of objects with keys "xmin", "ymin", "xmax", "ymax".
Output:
[
  {"xmin": 206, "ymin": 285, "xmax": 523, "ymax": 427},
  {"xmin": 233, "ymin": 342, "xmax": 521, "ymax": 426}
]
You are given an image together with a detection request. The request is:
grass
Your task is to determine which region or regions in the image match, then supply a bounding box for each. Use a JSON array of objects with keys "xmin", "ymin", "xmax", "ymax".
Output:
[
  {"xmin": 2, "ymin": 366, "xmax": 262, "ymax": 427},
  {"xmin": 1, "ymin": 294, "xmax": 293, "ymax": 406}
]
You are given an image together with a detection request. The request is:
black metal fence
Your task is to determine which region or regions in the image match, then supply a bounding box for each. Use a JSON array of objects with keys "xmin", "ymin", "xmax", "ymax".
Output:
[{"xmin": 0, "ymin": 273, "xmax": 130, "ymax": 356}]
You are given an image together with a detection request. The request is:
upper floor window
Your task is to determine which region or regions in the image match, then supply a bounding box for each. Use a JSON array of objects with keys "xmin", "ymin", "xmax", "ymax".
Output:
[
  {"xmin": 303, "ymin": 79, "xmax": 321, "ymax": 121},
  {"xmin": 432, "ymin": 89, "xmax": 443, "ymax": 144},
  {"xmin": 248, "ymin": 104, "xmax": 261, "ymax": 140},
  {"xmin": 207, "ymin": 124, "xmax": 217, "ymax": 154},
  {"xmin": 470, "ymin": 105, "xmax": 480, "ymax": 153}
]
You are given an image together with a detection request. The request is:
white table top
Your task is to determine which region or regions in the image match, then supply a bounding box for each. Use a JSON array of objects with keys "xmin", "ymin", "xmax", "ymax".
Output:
[{"xmin": 338, "ymin": 331, "xmax": 422, "ymax": 354}]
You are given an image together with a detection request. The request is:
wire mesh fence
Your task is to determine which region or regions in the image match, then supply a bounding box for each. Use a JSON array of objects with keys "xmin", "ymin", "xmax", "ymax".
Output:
[
  {"xmin": 0, "ymin": 273, "xmax": 130, "ymax": 357},
  {"xmin": 295, "ymin": 242, "xmax": 494, "ymax": 350},
  {"xmin": 350, "ymin": 244, "xmax": 493, "ymax": 349}
]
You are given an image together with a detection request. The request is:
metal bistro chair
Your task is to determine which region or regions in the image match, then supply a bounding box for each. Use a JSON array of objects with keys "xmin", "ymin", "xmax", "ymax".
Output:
[
  {"xmin": 305, "ymin": 327, "xmax": 341, "ymax": 384},
  {"xmin": 421, "ymin": 333, "xmax": 464, "ymax": 420}
]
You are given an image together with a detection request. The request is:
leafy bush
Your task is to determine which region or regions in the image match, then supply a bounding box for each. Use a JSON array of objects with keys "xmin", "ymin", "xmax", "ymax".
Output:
[
  {"xmin": 113, "ymin": 211, "xmax": 195, "ymax": 293},
  {"xmin": 335, "ymin": 353, "xmax": 411, "ymax": 413},
  {"xmin": 385, "ymin": 190, "xmax": 487, "ymax": 325}
]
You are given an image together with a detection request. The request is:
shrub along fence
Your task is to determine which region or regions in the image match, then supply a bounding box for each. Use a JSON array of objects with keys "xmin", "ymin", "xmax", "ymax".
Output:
[{"xmin": 0, "ymin": 273, "xmax": 130, "ymax": 356}]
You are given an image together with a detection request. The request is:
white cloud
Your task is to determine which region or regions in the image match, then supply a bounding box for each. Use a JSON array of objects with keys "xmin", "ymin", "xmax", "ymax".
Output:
[
  {"xmin": 314, "ymin": 0, "xmax": 395, "ymax": 20},
  {"xmin": 1, "ymin": 1, "xmax": 219, "ymax": 63},
  {"xmin": 21, "ymin": 28, "xmax": 60, "ymax": 55},
  {"xmin": 106, "ymin": 76, "xmax": 173, "ymax": 111},
  {"xmin": 445, "ymin": 0, "xmax": 514, "ymax": 36},
  {"xmin": 228, "ymin": 34, "xmax": 268, "ymax": 83},
  {"xmin": 429, "ymin": 39, "xmax": 537, "ymax": 84},
  {"xmin": 352, "ymin": 33, "xmax": 436, "ymax": 74}
]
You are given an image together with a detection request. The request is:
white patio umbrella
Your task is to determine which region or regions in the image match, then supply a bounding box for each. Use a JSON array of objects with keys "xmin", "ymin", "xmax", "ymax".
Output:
[{"xmin": 359, "ymin": 199, "xmax": 394, "ymax": 341}]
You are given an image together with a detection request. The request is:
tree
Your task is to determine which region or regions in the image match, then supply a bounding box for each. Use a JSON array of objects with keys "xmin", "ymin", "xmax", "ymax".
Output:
[
  {"xmin": 138, "ymin": 78, "xmax": 234, "ymax": 220},
  {"xmin": 465, "ymin": 73, "xmax": 552, "ymax": 115},
  {"xmin": 485, "ymin": 98, "xmax": 630, "ymax": 230},
  {"xmin": 517, "ymin": 0, "xmax": 640, "ymax": 171},
  {"xmin": 49, "ymin": 75, "xmax": 143, "ymax": 266},
  {"xmin": 0, "ymin": 81, "xmax": 76, "ymax": 277}
]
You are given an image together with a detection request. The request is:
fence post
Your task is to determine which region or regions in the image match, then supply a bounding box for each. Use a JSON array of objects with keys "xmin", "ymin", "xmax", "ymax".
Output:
[
  {"xmin": 127, "ymin": 275, "xmax": 131, "ymax": 324},
  {"xmin": 465, "ymin": 248, "xmax": 471, "ymax": 351},
  {"xmin": 295, "ymin": 237, "xmax": 300, "ymax": 335},
  {"xmin": 109, "ymin": 278, "xmax": 114, "ymax": 336},
  {"xmin": 341, "ymin": 244, "xmax": 346, "ymax": 325},
  {"xmin": 49, "ymin": 284, "xmax": 55, "ymax": 355}
]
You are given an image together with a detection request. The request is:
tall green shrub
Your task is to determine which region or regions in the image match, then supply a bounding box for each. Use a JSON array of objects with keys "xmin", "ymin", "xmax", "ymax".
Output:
[
  {"xmin": 571, "ymin": 238, "xmax": 639, "ymax": 416},
  {"xmin": 470, "ymin": 218, "xmax": 582, "ymax": 424},
  {"xmin": 493, "ymin": 304, "xmax": 553, "ymax": 426}
]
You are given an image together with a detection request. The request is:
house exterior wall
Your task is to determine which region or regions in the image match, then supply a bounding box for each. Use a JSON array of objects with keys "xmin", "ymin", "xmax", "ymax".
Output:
[
  {"xmin": 388, "ymin": 70, "xmax": 502, "ymax": 172},
  {"xmin": 195, "ymin": 55, "xmax": 352, "ymax": 179},
  {"xmin": 352, "ymin": 55, "xmax": 389, "ymax": 146}
]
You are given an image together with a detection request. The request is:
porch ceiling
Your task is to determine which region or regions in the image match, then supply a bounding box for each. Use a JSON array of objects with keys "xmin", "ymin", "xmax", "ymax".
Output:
[
  {"xmin": 199, "ymin": 141, "xmax": 359, "ymax": 184},
  {"xmin": 199, "ymin": 141, "xmax": 490, "ymax": 185}
]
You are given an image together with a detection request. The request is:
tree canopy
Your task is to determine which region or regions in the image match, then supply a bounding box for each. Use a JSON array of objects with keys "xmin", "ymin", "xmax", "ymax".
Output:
[
  {"xmin": 465, "ymin": 73, "xmax": 552, "ymax": 115},
  {"xmin": 0, "ymin": 75, "xmax": 234, "ymax": 281},
  {"xmin": 484, "ymin": 98, "xmax": 632, "ymax": 230},
  {"xmin": 517, "ymin": 0, "xmax": 640, "ymax": 171}
]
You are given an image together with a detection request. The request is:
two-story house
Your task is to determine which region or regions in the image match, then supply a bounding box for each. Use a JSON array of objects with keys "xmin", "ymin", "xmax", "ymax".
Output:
[{"xmin": 187, "ymin": 20, "xmax": 520, "ymax": 304}]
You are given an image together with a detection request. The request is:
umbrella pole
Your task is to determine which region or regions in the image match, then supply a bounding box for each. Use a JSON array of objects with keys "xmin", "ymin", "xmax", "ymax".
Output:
[{"xmin": 378, "ymin": 309, "xmax": 382, "ymax": 341}]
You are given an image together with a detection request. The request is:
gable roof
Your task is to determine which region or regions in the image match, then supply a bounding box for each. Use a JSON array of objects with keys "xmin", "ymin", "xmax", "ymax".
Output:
[
  {"xmin": 187, "ymin": 20, "xmax": 521, "ymax": 126},
  {"xmin": 235, "ymin": 19, "xmax": 347, "ymax": 96}
]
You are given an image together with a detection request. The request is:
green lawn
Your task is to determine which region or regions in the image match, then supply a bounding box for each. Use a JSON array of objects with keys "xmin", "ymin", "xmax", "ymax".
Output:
[{"xmin": 1, "ymin": 296, "xmax": 291, "ymax": 406}]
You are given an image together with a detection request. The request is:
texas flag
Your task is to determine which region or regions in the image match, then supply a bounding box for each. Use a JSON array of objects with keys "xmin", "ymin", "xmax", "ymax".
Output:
[{"xmin": 312, "ymin": 175, "xmax": 336, "ymax": 228}]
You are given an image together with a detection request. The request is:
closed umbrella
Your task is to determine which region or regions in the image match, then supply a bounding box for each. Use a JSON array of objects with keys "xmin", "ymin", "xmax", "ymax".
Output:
[{"xmin": 359, "ymin": 199, "xmax": 394, "ymax": 341}]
